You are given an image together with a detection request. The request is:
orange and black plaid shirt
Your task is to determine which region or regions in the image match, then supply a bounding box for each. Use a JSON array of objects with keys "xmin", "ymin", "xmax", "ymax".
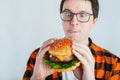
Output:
[{"xmin": 23, "ymin": 38, "xmax": 120, "ymax": 80}]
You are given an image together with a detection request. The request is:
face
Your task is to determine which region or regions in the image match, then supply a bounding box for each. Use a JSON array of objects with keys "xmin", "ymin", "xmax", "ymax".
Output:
[{"xmin": 62, "ymin": 0, "xmax": 97, "ymax": 43}]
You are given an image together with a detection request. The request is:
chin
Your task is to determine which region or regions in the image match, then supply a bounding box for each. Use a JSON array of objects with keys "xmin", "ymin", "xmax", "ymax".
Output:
[{"xmin": 67, "ymin": 35, "xmax": 81, "ymax": 41}]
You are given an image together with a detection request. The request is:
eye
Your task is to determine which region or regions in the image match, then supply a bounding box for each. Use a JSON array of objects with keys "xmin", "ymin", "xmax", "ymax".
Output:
[
  {"xmin": 64, "ymin": 12, "xmax": 72, "ymax": 17},
  {"xmin": 79, "ymin": 13, "xmax": 88, "ymax": 17}
]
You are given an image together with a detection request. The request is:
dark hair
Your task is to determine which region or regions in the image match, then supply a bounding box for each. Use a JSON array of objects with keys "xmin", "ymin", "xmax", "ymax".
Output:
[{"xmin": 60, "ymin": 0, "xmax": 99, "ymax": 19}]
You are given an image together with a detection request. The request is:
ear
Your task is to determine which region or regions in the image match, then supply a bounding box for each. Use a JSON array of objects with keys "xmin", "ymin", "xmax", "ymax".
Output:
[{"xmin": 92, "ymin": 18, "xmax": 98, "ymax": 27}]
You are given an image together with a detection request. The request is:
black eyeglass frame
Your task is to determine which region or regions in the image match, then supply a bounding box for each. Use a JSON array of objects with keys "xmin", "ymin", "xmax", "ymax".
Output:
[{"xmin": 60, "ymin": 11, "xmax": 93, "ymax": 23}]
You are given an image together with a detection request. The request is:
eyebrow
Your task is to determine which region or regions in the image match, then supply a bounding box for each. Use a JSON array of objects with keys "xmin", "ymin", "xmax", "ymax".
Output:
[
  {"xmin": 62, "ymin": 9, "xmax": 72, "ymax": 12},
  {"xmin": 62, "ymin": 9, "xmax": 91, "ymax": 14}
]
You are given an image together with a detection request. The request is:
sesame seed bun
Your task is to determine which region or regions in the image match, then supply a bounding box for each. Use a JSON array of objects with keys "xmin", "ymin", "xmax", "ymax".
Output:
[{"xmin": 45, "ymin": 38, "xmax": 80, "ymax": 72}]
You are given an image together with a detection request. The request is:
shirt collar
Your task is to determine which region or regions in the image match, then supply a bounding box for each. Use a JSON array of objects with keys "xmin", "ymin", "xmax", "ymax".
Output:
[{"xmin": 88, "ymin": 37, "xmax": 96, "ymax": 55}]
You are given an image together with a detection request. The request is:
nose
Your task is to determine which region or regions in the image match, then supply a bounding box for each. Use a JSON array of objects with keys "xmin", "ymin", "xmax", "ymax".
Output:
[{"xmin": 70, "ymin": 15, "xmax": 79, "ymax": 26}]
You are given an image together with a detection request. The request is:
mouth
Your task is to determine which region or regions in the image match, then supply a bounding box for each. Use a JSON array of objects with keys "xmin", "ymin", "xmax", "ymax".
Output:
[{"xmin": 68, "ymin": 30, "xmax": 79, "ymax": 34}]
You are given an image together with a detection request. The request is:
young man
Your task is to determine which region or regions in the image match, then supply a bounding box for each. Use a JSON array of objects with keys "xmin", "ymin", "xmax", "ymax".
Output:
[{"xmin": 23, "ymin": 0, "xmax": 120, "ymax": 80}]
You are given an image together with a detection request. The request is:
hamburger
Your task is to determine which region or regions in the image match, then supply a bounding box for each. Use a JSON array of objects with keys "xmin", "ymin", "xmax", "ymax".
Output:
[{"xmin": 45, "ymin": 38, "xmax": 80, "ymax": 72}]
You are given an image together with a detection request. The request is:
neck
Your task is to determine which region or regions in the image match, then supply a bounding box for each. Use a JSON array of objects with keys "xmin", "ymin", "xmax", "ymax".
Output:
[{"xmin": 77, "ymin": 37, "xmax": 89, "ymax": 46}]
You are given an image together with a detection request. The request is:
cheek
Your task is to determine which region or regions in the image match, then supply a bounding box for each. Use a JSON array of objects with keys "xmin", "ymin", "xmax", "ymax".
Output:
[
  {"xmin": 62, "ymin": 22, "xmax": 69, "ymax": 31},
  {"xmin": 81, "ymin": 22, "xmax": 93, "ymax": 33}
]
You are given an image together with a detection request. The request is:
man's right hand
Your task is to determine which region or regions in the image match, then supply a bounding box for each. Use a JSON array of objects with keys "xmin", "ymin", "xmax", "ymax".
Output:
[{"xmin": 30, "ymin": 38, "xmax": 56, "ymax": 80}]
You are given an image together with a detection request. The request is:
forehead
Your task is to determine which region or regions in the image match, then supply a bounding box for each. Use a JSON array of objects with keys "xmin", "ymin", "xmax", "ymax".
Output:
[{"xmin": 63, "ymin": 0, "xmax": 92, "ymax": 13}]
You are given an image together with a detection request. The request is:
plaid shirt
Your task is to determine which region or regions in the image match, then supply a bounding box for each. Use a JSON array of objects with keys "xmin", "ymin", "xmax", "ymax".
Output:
[{"xmin": 23, "ymin": 38, "xmax": 120, "ymax": 80}]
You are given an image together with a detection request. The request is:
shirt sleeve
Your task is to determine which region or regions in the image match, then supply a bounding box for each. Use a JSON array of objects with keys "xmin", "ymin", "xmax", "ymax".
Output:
[
  {"xmin": 22, "ymin": 48, "xmax": 39, "ymax": 80},
  {"xmin": 109, "ymin": 56, "xmax": 120, "ymax": 80}
]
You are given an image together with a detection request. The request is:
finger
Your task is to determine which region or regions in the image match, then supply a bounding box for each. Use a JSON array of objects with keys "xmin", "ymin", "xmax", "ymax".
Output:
[
  {"xmin": 73, "ymin": 41, "xmax": 92, "ymax": 55},
  {"xmin": 73, "ymin": 49, "xmax": 94, "ymax": 69},
  {"xmin": 40, "ymin": 38, "xmax": 57, "ymax": 54},
  {"xmin": 73, "ymin": 42, "xmax": 94, "ymax": 62},
  {"xmin": 79, "ymin": 45, "xmax": 93, "ymax": 58},
  {"xmin": 37, "ymin": 46, "xmax": 50, "ymax": 61},
  {"xmin": 72, "ymin": 45, "xmax": 93, "ymax": 63},
  {"xmin": 40, "ymin": 38, "xmax": 57, "ymax": 51},
  {"xmin": 79, "ymin": 45, "xmax": 95, "ymax": 63},
  {"xmin": 72, "ymin": 49, "xmax": 88, "ymax": 66}
]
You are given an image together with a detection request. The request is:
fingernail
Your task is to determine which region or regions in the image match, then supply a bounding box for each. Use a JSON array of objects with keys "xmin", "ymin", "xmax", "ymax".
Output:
[
  {"xmin": 72, "ymin": 45, "xmax": 75, "ymax": 48},
  {"xmin": 72, "ymin": 41, "xmax": 76, "ymax": 44}
]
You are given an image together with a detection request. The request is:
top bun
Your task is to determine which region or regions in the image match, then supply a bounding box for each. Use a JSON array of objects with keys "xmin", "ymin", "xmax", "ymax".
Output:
[{"xmin": 49, "ymin": 38, "xmax": 72, "ymax": 61}]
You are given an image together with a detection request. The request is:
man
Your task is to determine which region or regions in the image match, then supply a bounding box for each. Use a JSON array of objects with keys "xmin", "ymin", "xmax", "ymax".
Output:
[{"xmin": 23, "ymin": 0, "xmax": 120, "ymax": 80}]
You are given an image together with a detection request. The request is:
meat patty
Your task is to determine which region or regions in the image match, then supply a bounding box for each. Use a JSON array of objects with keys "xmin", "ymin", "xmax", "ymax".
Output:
[{"xmin": 50, "ymin": 55, "xmax": 73, "ymax": 63}]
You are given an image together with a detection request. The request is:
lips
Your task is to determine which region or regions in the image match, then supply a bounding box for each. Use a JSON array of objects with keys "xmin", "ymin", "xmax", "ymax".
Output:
[{"xmin": 68, "ymin": 30, "xmax": 79, "ymax": 34}]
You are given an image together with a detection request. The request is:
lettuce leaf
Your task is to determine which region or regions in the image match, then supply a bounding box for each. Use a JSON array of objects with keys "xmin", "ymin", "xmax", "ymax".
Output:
[{"xmin": 45, "ymin": 57, "xmax": 78, "ymax": 69}]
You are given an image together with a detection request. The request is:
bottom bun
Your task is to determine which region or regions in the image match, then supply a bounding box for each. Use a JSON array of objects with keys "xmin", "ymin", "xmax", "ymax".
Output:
[{"xmin": 54, "ymin": 62, "xmax": 80, "ymax": 72}]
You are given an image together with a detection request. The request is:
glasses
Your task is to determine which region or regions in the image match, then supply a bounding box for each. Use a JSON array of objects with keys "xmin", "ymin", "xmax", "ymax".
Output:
[{"xmin": 60, "ymin": 10, "xmax": 93, "ymax": 23}]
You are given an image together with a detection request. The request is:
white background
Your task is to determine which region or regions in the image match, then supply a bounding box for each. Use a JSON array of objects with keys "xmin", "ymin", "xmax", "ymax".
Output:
[{"xmin": 0, "ymin": 0, "xmax": 120, "ymax": 80}]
